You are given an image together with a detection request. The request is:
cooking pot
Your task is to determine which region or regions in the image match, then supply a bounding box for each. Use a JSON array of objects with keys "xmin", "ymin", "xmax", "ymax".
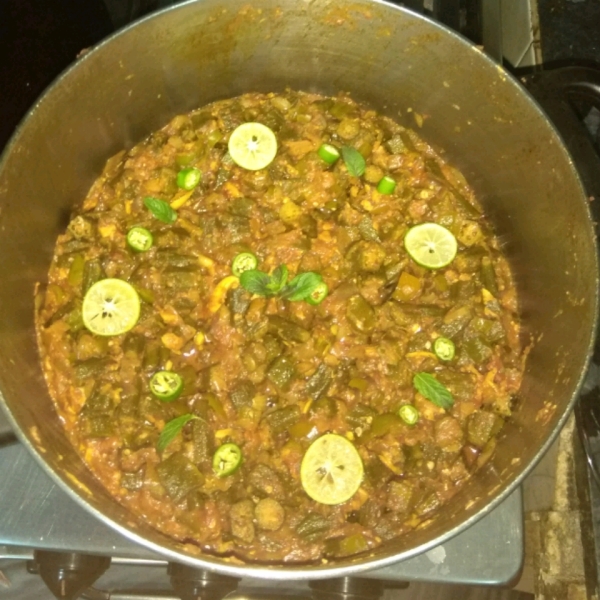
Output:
[{"xmin": 0, "ymin": 0, "xmax": 597, "ymax": 580}]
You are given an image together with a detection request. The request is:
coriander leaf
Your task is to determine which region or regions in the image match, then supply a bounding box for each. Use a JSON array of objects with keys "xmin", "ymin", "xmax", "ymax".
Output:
[
  {"xmin": 239, "ymin": 269, "xmax": 272, "ymax": 296},
  {"xmin": 267, "ymin": 264, "xmax": 289, "ymax": 293},
  {"xmin": 413, "ymin": 372, "xmax": 454, "ymax": 410},
  {"xmin": 144, "ymin": 196, "xmax": 177, "ymax": 224},
  {"xmin": 157, "ymin": 413, "xmax": 197, "ymax": 452},
  {"xmin": 341, "ymin": 146, "xmax": 366, "ymax": 178},
  {"xmin": 283, "ymin": 272, "xmax": 324, "ymax": 301}
]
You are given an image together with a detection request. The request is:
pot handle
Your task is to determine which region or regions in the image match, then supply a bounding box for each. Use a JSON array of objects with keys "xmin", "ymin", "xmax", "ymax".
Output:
[{"xmin": 523, "ymin": 66, "xmax": 600, "ymax": 485}]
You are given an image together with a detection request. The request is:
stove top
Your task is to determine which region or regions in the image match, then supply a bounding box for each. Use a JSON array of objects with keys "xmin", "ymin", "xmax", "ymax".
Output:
[{"xmin": 0, "ymin": 439, "xmax": 523, "ymax": 586}]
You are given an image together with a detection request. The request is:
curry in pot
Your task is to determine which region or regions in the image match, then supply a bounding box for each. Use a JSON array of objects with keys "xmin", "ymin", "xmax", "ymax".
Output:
[{"xmin": 36, "ymin": 91, "xmax": 524, "ymax": 563}]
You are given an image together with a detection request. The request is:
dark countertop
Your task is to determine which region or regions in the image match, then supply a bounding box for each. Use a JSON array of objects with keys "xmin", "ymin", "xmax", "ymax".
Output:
[{"xmin": 538, "ymin": 0, "xmax": 600, "ymax": 64}]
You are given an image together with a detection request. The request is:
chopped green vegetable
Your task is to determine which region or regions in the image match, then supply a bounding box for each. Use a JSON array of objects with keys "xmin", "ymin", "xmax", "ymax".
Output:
[
  {"xmin": 149, "ymin": 370, "xmax": 184, "ymax": 401},
  {"xmin": 318, "ymin": 143, "xmax": 340, "ymax": 165},
  {"xmin": 144, "ymin": 197, "xmax": 177, "ymax": 224},
  {"xmin": 126, "ymin": 227, "xmax": 153, "ymax": 252},
  {"xmin": 398, "ymin": 404, "xmax": 419, "ymax": 425},
  {"xmin": 176, "ymin": 167, "xmax": 202, "ymax": 190},
  {"xmin": 232, "ymin": 252, "xmax": 259, "ymax": 277},
  {"xmin": 82, "ymin": 259, "xmax": 103, "ymax": 294},
  {"xmin": 68, "ymin": 254, "xmax": 85, "ymax": 288},
  {"xmin": 157, "ymin": 414, "xmax": 197, "ymax": 452},
  {"xmin": 267, "ymin": 356, "xmax": 296, "ymax": 389},
  {"xmin": 265, "ymin": 404, "xmax": 301, "ymax": 433},
  {"xmin": 156, "ymin": 452, "xmax": 204, "ymax": 501},
  {"xmin": 306, "ymin": 281, "xmax": 329, "ymax": 305},
  {"xmin": 341, "ymin": 146, "xmax": 366, "ymax": 177},
  {"xmin": 212, "ymin": 443, "xmax": 243, "ymax": 477},
  {"xmin": 305, "ymin": 364, "xmax": 333, "ymax": 399},
  {"xmin": 413, "ymin": 372, "xmax": 454, "ymax": 410},
  {"xmin": 433, "ymin": 337, "xmax": 455, "ymax": 361},
  {"xmin": 376, "ymin": 175, "xmax": 396, "ymax": 194}
]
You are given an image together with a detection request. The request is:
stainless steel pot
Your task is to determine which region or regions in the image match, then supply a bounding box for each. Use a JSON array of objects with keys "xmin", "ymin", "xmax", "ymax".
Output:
[{"xmin": 0, "ymin": 0, "xmax": 597, "ymax": 579}]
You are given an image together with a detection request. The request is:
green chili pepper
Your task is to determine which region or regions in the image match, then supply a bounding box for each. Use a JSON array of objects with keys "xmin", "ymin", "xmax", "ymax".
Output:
[
  {"xmin": 317, "ymin": 144, "xmax": 340, "ymax": 165},
  {"xmin": 212, "ymin": 443, "xmax": 243, "ymax": 477},
  {"xmin": 376, "ymin": 175, "xmax": 396, "ymax": 195},
  {"xmin": 232, "ymin": 252, "xmax": 259, "ymax": 277},
  {"xmin": 176, "ymin": 167, "xmax": 202, "ymax": 190},
  {"xmin": 433, "ymin": 337, "xmax": 455, "ymax": 361},
  {"xmin": 149, "ymin": 370, "xmax": 184, "ymax": 401},
  {"xmin": 306, "ymin": 281, "xmax": 329, "ymax": 305},
  {"xmin": 126, "ymin": 227, "xmax": 153, "ymax": 252},
  {"xmin": 398, "ymin": 404, "xmax": 419, "ymax": 426}
]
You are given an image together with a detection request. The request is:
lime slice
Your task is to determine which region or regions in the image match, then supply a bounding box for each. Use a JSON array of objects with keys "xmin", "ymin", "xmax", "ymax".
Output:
[
  {"xmin": 300, "ymin": 434, "xmax": 363, "ymax": 505},
  {"xmin": 404, "ymin": 223, "xmax": 457, "ymax": 269},
  {"xmin": 82, "ymin": 278, "xmax": 140, "ymax": 336},
  {"xmin": 228, "ymin": 122, "xmax": 277, "ymax": 170}
]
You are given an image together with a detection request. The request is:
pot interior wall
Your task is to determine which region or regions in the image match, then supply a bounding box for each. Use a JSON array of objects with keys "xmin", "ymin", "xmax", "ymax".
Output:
[{"xmin": 0, "ymin": 0, "xmax": 596, "ymax": 576}]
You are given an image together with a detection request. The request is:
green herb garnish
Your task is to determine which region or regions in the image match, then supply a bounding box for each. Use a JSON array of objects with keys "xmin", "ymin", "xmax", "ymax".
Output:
[
  {"xmin": 143, "ymin": 196, "xmax": 177, "ymax": 224},
  {"xmin": 239, "ymin": 270, "xmax": 273, "ymax": 295},
  {"xmin": 240, "ymin": 265, "xmax": 324, "ymax": 303},
  {"xmin": 341, "ymin": 146, "xmax": 366, "ymax": 177},
  {"xmin": 282, "ymin": 272, "xmax": 324, "ymax": 301},
  {"xmin": 413, "ymin": 372, "xmax": 454, "ymax": 410},
  {"xmin": 267, "ymin": 264, "xmax": 289, "ymax": 293},
  {"xmin": 157, "ymin": 413, "xmax": 197, "ymax": 452}
]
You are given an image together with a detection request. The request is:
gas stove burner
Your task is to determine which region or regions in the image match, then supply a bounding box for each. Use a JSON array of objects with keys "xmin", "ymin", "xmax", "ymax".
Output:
[
  {"xmin": 309, "ymin": 577, "xmax": 387, "ymax": 600},
  {"xmin": 28, "ymin": 552, "xmax": 110, "ymax": 600},
  {"xmin": 167, "ymin": 564, "xmax": 240, "ymax": 600}
]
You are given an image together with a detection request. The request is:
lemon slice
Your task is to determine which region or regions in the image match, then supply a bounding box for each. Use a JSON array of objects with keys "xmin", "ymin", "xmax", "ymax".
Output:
[
  {"xmin": 82, "ymin": 278, "xmax": 140, "ymax": 336},
  {"xmin": 404, "ymin": 222, "xmax": 458, "ymax": 269},
  {"xmin": 300, "ymin": 434, "xmax": 363, "ymax": 505},
  {"xmin": 228, "ymin": 122, "xmax": 277, "ymax": 170}
]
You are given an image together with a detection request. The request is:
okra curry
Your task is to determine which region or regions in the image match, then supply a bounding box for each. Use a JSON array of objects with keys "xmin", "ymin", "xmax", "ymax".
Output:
[{"xmin": 36, "ymin": 91, "xmax": 524, "ymax": 563}]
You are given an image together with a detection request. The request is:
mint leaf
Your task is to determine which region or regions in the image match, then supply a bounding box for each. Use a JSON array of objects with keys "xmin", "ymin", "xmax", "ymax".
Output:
[
  {"xmin": 267, "ymin": 264, "xmax": 289, "ymax": 293},
  {"xmin": 283, "ymin": 272, "xmax": 324, "ymax": 301},
  {"xmin": 144, "ymin": 196, "xmax": 177, "ymax": 224},
  {"xmin": 341, "ymin": 146, "xmax": 366, "ymax": 177},
  {"xmin": 413, "ymin": 372, "xmax": 454, "ymax": 410},
  {"xmin": 239, "ymin": 264, "xmax": 326, "ymax": 304},
  {"xmin": 239, "ymin": 269, "xmax": 272, "ymax": 296},
  {"xmin": 157, "ymin": 414, "xmax": 197, "ymax": 452}
]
